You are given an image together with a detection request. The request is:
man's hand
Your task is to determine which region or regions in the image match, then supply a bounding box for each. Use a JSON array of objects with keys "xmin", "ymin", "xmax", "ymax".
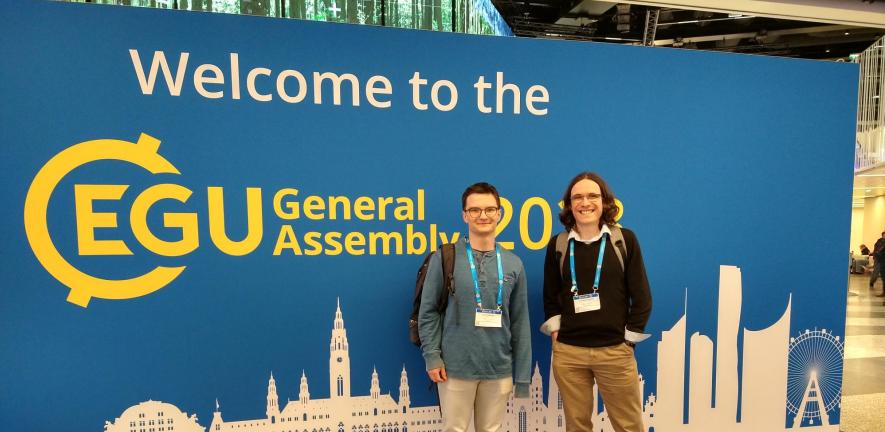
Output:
[
  {"xmin": 551, "ymin": 331, "xmax": 558, "ymax": 342},
  {"xmin": 427, "ymin": 367, "xmax": 447, "ymax": 383}
]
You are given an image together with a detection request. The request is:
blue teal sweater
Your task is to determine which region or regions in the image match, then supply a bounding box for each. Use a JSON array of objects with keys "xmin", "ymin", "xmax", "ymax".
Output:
[{"xmin": 418, "ymin": 239, "xmax": 532, "ymax": 397}]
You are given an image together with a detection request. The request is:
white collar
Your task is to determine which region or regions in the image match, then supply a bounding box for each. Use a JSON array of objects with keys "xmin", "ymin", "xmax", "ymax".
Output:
[{"xmin": 568, "ymin": 224, "xmax": 611, "ymax": 244}]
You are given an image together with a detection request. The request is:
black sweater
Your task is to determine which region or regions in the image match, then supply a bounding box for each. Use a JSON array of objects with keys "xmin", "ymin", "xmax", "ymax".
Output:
[{"xmin": 542, "ymin": 228, "xmax": 652, "ymax": 348}]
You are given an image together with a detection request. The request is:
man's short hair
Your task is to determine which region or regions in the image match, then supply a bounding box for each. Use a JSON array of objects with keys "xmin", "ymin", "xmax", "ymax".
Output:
[
  {"xmin": 559, "ymin": 172, "xmax": 619, "ymax": 230},
  {"xmin": 461, "ymin": 182, "xmax": 501, "ymax": 210}
]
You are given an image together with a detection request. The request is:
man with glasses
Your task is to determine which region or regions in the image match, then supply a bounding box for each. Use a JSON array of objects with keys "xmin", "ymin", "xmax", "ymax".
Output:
[
  {"xmin": 418, "ymin": 182, "xmax": 532, "ymax": 432},
  {"xmin": 541, "ymin": 172, "xmax": 651, "ymax": 432}
]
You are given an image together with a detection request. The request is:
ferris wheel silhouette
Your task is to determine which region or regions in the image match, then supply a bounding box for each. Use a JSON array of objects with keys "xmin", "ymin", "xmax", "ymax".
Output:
[{"xmin": 786, "ymin": 328, "xmax": 844, "ymax": 428}]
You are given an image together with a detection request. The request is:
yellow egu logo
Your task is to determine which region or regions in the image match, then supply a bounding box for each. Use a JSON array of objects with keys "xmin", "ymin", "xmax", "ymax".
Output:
[
  {"xmin": 23, "ymin": 133, "xmax": 434, "ymax": 308},
  {"xmin": 24, "ymin": 133, "xmax": 187, "ymax": 308}
]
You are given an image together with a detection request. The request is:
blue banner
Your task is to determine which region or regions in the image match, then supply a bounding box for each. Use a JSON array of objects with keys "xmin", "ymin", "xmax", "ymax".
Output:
[{"xmin": 0, "ymin": 2, "xmax": 856, "ymax": 431}]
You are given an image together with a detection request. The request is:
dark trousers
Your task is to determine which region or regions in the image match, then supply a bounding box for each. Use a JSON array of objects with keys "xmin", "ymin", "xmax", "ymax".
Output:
[{"xmin": 871, "ymin": 260, "xmax": 885, "ymax": 287}]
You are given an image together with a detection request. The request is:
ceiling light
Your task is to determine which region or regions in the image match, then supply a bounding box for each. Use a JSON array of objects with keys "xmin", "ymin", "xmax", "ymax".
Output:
[{"xmin": 845, "ymin": 32, "xmax": 851, "ymax": 35}]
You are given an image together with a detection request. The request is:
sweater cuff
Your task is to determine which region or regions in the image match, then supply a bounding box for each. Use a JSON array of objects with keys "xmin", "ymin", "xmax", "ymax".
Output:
[
  {"xmin": 625, "ymin": 328, "xmax": 650, "ymax": 343},
  {"xmin": 423, "ymin": 352, "xmax": 445, "ymax": 371},
  {"xmin": 540, "ymin": 315, "xmax": 561, "ymax": 336},
  {"xmin": 514, "ymin": 383, "xmax": 530, "ymax": 398}
]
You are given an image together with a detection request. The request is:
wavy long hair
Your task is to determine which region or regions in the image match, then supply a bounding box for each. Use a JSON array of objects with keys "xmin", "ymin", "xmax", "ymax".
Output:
[{"xmin": 558, "ymin": 172, "xmax": 618, "ymax": 231}]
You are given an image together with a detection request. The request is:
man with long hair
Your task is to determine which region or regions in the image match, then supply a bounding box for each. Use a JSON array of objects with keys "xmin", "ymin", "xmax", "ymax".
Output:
[{"xmin": 541, "ymin": 172, "xmax": 652, "ymax": 432}]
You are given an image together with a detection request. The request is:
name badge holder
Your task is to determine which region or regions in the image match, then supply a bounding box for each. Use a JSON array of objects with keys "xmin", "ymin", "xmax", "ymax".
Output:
[
  {"xmin": 570, "ymin": 235, "xmax": 606, "ymax": 313},
  {"xmin": 475, "ymin": 309, "xmax": 503, "ymax": 328},
  {"xmin": 466, "ymin": 239, "xmax": 505, "ymax": 328}
]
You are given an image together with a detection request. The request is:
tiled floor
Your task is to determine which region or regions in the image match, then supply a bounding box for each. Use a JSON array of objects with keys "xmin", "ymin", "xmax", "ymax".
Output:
[{"xmin": 841, "ymin": 273, "xmax": 885, "ymax": 431}]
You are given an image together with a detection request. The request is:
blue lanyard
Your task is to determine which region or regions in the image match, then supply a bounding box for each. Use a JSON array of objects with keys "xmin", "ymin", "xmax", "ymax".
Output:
[
  {"xmin": 569, "ymin": 234, "xmax": 606, "ymax": 296},
  {"xmin": 465, "ymin": 239, "xmax": 504, "ymax": 310}
]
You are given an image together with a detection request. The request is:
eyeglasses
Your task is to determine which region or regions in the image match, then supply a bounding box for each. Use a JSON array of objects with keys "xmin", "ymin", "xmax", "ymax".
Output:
[
  {"xmin": 465, "ymin": 207, "xmax": 500, "ymax": 218},
  {"xmin": 570, "ymin": 193, "xmax": 602, "ymax": 203}
]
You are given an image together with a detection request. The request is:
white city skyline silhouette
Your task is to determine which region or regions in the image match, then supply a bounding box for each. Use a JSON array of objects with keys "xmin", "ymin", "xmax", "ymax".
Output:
[{"xmin": 106, "ymin": 265, "xmax": 841, "ymax": 432}]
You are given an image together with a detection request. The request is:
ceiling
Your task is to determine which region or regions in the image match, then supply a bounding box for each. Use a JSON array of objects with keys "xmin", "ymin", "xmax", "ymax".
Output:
[
  {"xmin": 491, "ymin": 0, "xmax": 884, "ymax": 60},
  {"xmin": 854, "ymin": 165, "xmax": 885, "ymax": 206}
]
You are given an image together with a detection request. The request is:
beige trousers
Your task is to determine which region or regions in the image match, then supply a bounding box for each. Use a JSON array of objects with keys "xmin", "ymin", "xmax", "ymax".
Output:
[
  {"xmin": 552, "ymin": 341, "xmax": 643, "ymax": 432},
  {"xmin": 438, "ymin": 377, "xmax": 513, "ymax": 432}
]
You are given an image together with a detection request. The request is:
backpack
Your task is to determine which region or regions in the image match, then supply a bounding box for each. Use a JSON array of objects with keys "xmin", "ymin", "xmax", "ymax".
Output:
[
  {"xmin": 409, "ymin": 243, "xmax": 456, "ymax": 346},
  {"xmin": 554, "ymin": 226, "xmax": 627, "ymax": 277}
]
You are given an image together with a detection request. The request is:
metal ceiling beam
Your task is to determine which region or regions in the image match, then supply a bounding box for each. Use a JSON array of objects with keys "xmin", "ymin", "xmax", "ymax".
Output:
[
  {"xmin": 610, "ymin": 0, "xmax": 885, "ymax": 28},
  {"xmin": 643, "ymin": 8, "xmax": 660, "ymax": 45},
  {"xmin": 651, "ymin": 24, "xmax": 864, "ymax": 46}
]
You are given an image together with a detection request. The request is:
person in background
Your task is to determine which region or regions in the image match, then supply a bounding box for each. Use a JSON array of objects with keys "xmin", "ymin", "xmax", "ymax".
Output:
[
  {"xmin": 852, "ymin": 244, "xmax": 870, "ymax": 274},
  {"xmin": 871, "ymin": 233, "xmax": 885, "ymax": 292}
]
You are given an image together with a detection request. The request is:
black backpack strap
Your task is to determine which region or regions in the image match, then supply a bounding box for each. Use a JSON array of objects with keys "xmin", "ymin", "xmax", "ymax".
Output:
[
  {"xmin": 439, "ymin": 243, "xmax": 456, "ymax": 312},
  {"xmin": 432, "ymin": 382, "xmax": 443, "ymax": 417},
  {"xmin": 412, "ymin": 253, "xmax": 436, "ymax": 316}
]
